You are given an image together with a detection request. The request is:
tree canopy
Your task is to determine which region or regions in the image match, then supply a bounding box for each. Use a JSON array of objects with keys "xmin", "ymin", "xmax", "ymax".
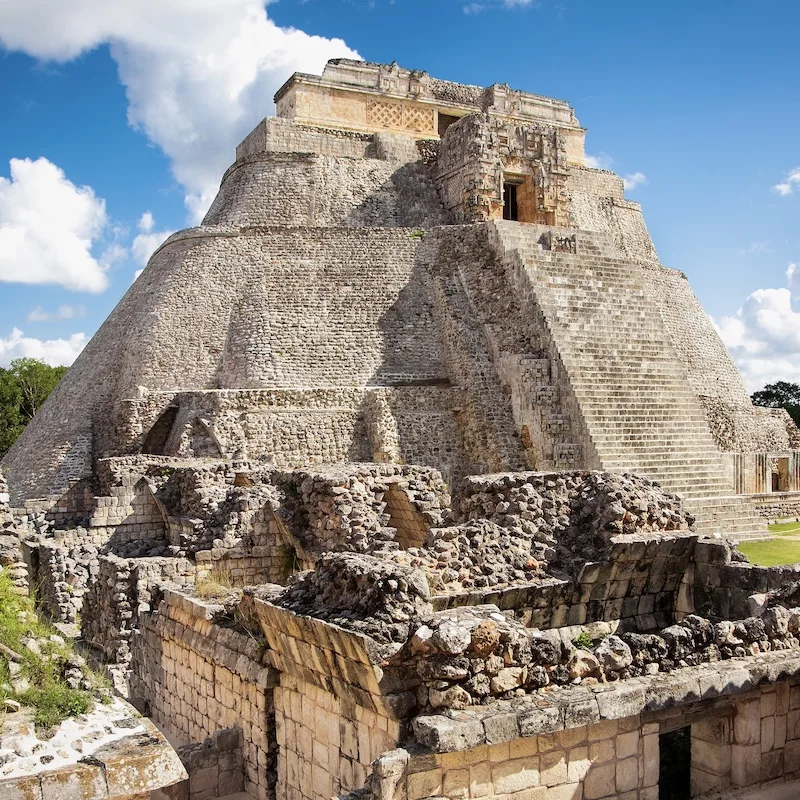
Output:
[
  {"xmin": 0, "ymin": 358, "xmax": 68, "ymax": 458},
  {"xmin": 751, "ymin": 381, "xmax": 800, "ymax": 427}
]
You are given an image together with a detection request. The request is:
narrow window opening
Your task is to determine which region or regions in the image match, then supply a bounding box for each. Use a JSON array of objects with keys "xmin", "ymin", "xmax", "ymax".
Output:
[
  {"xmin": 659, "ymin": 727, "xmax": 691, "ymax": 800},
  {"xmin": 503, "ymin": 183, "xmax": 519, "ymax": 221},
  {"xmin": 437, "ymin": 112, "xmax": 460, "ymax": 138}
]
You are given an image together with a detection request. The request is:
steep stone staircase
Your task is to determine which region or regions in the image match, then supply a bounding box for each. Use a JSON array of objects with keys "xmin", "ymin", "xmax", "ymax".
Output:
[{"xmin": 488, "ymin": 220, "xmax": 767, "ymax": 540}]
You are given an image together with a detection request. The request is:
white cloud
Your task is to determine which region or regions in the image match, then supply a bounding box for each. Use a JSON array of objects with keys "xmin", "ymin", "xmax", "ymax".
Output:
[
  {"xmin": 131, "ymin": 211, "xmax": 174, "ymax": 267},
  {"xmin": 27, "ymin": 305, "xmax": 86, "ymax": 322},
  {"xmin": 623, "ymin": 171, "xmax": 648, "ymax": 191},
  {"xmin": 0, "ymin": 157, "xmax": 109, "ymax": 292},
  {"xmin": 0, "ymin": 327, "xmax": 87, "ymax": 367},
  {"xmin": 584, "ymin": 153, "xmax": 614, "ymax": 171},
  {"xmin": 738, "ymin": 241, "xmax": 773, "ymax": 256},
  {"xmin": 773, "ymin": 168, "xmax": 800, "ymax": 196},
  {"xmin": 718, "ymin": 280, "xmax": 800, "ymax": 391},
  {"xmin": 464, "ymin": 0, "xmax": 535, "ymax": 10},
  {"xmin": 0, "ymin": 1, "xmax": 359, "ymax": 223}
]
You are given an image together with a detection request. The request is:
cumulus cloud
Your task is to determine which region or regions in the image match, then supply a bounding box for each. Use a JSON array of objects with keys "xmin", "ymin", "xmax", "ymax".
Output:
[
  {"xmin": 718, "ymin": 278, "xmax": 800, "ymax": 391},
  {"xmin": 464, "ymin": 0, "xmax": 536, "ymax": 10},
  {"xmin": 0, "ymin": 1, "xmax": 359, "ymax": 222},
  {"xmin": 27, "ymin": 305, "xmax": 86, "ymax": 322},
  {"xmin": 0, "ymin": 157, "xmax": 109, "ymax": 292},
  {"xmin": 623, "ymin": 171, "xmax": 648, "ymax": 191},
  {"xmin": 131, "ymin": 211, "xmax": 174, "ymax": 268},
  {"xmin": 0, "ymin": 328, "xmax": 87, "ymax": 367},
  {"xmin": 773, "ymin": 168, "xmax": 800, "ymax": 196},
  {"xmin": 584, "ymin": 153, "xmax": 614, "ymax": 170}
]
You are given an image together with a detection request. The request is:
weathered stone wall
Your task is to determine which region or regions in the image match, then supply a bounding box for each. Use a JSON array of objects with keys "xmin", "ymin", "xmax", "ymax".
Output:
[
  {"xmin": 236, "ymin": 117, "xmax": 373, "ymax": 161},
  {"xmin": 370, "ymin": 674, "xmax": 800, "ymax": 800},
  {"xmin": 688, "ymin": 539, "xmax": 800, "ymax": 620},
  {"xmin": 753, "ymin": 491, "xmax": 800, "ymax": 520},
  {"xmin": 129, "ymin": 590, "xmax": 277, "ymax": 800},
  {"xmin": 251, "ymin": 598, "xmax": 401, "ymax": 800},
  {"xmin": 203, "ymin": 152, "xmax": 445, "ymax": 229},
  {"xmin": 164, "ymin": 727, "xmax": 245, "ymax": 800}
]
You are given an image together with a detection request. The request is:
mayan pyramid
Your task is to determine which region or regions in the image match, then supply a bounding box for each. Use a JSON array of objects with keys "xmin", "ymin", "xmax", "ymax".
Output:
[{"xmin": 4, "ymin": 59, "xmax": 799, "ymax": 537}]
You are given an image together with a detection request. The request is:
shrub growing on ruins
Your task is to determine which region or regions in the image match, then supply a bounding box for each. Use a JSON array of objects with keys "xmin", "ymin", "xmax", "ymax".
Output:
[{"xmin": 0, "ymin": 570, "xmax": 104, "ymax": 731}]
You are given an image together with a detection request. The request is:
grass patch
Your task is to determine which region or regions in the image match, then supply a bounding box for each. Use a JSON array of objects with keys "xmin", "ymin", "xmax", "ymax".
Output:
[
  {"xmin": 739, "ymin": 538, "xmax": 800, "ymax": 567},
  {"xmin": 0, "ymin": 570, "xmax": 101, "ymax": 732},
  {"xmin": 768, "ymin": 521, "xmax": 800, "ymax": 536},
  {"xmin": 195, "ymin": 565, "xmax": 237, "ymax": 599}
]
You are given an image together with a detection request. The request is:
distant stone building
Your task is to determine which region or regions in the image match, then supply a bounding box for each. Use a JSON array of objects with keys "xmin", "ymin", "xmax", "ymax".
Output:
[{"xmin": 3, "ymin": 61, "xmax": 800, "ymax": 800}]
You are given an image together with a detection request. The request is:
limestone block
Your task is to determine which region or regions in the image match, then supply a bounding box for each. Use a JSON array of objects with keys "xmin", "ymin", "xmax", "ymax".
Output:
[
  {"xmin": 733, "ymin": 700, "xmax": 761, "ymax": 745},
  {"xmin": 615, "ymin": 757, "xmax": 638, "ymax": 793},
  {"xmin": 491, "ymin": 756, "xmax": 540, "ymax": 793},
  {"xmin": 583, "ymin": 763, "xmax": 616, "ymax": 800},
  {"xmin": 406, "ymin": 769, "xmax": 442, "ymax": 800},
  {"xmin": 730, "ymin": 743, "xmax": 761, "ymax": 788}
]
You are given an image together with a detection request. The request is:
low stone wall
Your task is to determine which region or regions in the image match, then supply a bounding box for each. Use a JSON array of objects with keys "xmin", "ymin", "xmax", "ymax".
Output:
[
  {"xmin": 129, "ymin": 590, "xmax": 277, "ymax": 800},
  {"xmin": 752, "ymin": 492, "xmax": 800, "ymax": 520},
  {"xmin": 688, "ymin": 540, "xmax": 800, "ymax": 620},
  {"xmin": 160, "ymin": 727, "xmax": 245, "ymax": 800},
  {"xmin": 367, "ymin": 653, "xmax": 800, "ymax": 800}
]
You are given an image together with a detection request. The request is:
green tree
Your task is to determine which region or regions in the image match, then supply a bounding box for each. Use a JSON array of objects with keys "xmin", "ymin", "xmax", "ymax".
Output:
[
  {"xmin": 0, "ymin": 358, "xmax": 68, "ymax": 457},
  {"xmin": 751, "ymin": 381, "xmax": 800, "ymax": 427}
]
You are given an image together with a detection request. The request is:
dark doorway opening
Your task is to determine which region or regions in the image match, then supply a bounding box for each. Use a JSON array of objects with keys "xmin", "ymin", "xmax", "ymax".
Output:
[
  {"xmin": 142, "ymin": 406, "xmax": 178, "ymax": 455},
  {"xmin": 659, "ymin": 727, "xmax": 691, "ymax": 800},
  {"xmin": 772, "ymin": 472, "xmax": 781, "ymax": 492},
  {"xmin": 438, "ymin": 113, "xmax": 460, "ymax": 138},
  {"xmin": 503, "ymin": 183, "xmax": 519, "ymax": 221}
]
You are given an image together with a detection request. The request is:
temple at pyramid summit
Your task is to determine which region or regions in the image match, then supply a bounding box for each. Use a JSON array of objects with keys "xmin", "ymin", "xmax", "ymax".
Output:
[{"xmin": 4, "ymin": 60, "xmax": 800, "ymax": 800}]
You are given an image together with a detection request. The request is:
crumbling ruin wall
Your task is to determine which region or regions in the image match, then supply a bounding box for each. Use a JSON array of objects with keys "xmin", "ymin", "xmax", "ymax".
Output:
[
  {"xmin": 203, "ymin": 151, "xmax": 445, "ymax": 229},
  {"xmin": 130, "ymin": 590, "xmax": 277, "ymax": 800},
  {"xmin": 0, "ymin": 469, "xmax": 27, "ymax": 594},
  {"xmin": 251, "ymin": 597, "xmax": 402, "ymax": 800},
  {"xmin": 370, "ymin": 673, "xmax": 800, "ymax": 800}
]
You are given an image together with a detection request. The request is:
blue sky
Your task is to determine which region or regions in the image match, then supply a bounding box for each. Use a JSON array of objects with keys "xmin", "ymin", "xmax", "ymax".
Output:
[{"xmin": 0, "ymin": 0, "xmax": 799, "ymax": 390}]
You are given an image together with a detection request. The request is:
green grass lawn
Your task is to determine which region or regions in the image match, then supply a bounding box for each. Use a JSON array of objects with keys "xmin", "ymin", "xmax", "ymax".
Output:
[
  {"xmin": 767, "ymin": 521, "xmax": 800, "ymax": 535},
  {"xmin": 739, "ymin": 538, "xmax": 800, "ymax": 567}
]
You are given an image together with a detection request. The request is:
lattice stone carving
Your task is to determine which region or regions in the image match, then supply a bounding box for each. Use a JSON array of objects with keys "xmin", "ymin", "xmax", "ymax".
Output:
[
  {"xmin": 367, "ymin": 100, "xmax": 434, "ymax": 133},
  {"xmin": 404, "ymin": 105, "xmax": 434, "ymax": 133}
]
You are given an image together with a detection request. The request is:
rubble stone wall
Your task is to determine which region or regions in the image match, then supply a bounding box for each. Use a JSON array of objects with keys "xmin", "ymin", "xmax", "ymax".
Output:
[
  {"xmin": 375, "ymin": 678, "xmax": 800, "ymax": 800},
  {"xmin": 752, "ymin": 492, "xmax": 800, "ymax": 520}
]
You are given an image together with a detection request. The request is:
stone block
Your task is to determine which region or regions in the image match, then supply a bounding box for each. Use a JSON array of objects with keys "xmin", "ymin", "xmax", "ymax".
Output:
[
  {"xmin": 40, "ymin": 763, "xmax": 107, "ymax": 800},
  {"xmin": 539, "ymin": 750, "xmax": 567, "ymax": 787},
  {"xmin": 583, "ymin": 763, "xmax": 615, "ymax": 800},
  {"xmin": 491, "ymin": 756, "xmax": 541, "ymax": 793},
  {"xmin": 733, "ymin": 700, "xmax": 761, "ymax": 746},
  {"xmin": 407, "ymin": 769, "xmax": 443, "ymax": 800},
  {"xmin": 730, "ymin": 743, "xmax": 761, "ymax": 788},
  {"xmin": 615, "ymin": 757, "xmax": 638, "ymax": 793},
  {"xmin": 442, "ymin": 768, "xmax": 470, "ymax": 799},
  {"xmin": 691, "ymin": 739, "xmax": 730, "ymax": 777}
]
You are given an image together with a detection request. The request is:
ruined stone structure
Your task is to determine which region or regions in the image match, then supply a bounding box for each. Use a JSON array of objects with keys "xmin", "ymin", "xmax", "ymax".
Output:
[{"xmin": 3, "ymin": 60, "xmax": 800, "ymax": 800}]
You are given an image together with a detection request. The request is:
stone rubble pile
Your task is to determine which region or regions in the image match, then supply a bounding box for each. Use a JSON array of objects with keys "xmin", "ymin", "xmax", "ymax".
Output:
[
  {"xmin": 276, "ymin": 464, "xmax": 451, "ymax": 557},
  {"xmin": 386, "ymin": 604, "xmax": 800, "ymax": 711},
  {"xmin": 275, "ymin": 552, "xmax": 433, "ymax": 647},
  {"xmin": 458, "ymin": 471, "xmax": 693, "ymax": 579},
  {"xmin": 0, "ymin": 469, "xmax": 28, "ymax": 595}
]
